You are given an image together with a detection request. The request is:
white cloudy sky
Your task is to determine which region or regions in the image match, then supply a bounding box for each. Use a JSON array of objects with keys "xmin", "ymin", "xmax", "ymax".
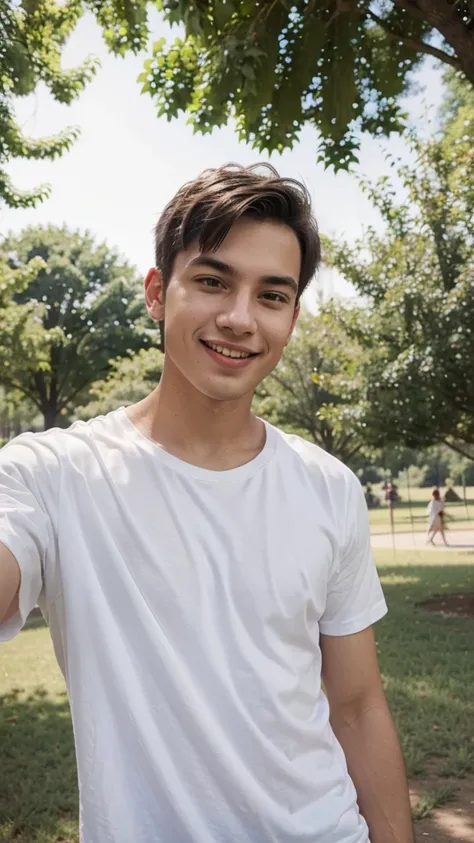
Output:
[{"xmin": 1, "ymin": 11, "xmax": 444, "ymax": 304}]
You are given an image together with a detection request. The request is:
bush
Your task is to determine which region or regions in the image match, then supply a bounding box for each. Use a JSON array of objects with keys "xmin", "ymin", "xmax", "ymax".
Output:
[
  {"xmin": 357, "ymin": 465, "xmax": 385, "ymax": 485},
  {"xmin": 396, "ymin": 464, "xmax": 426, "ymax": 488},
  {"xmin": 444, "ymin": 479, "xmax": 462, "ymax": 502},
  {"xmin": 365, "ymin": 484, "xmax": 381, "ymax": 509}
]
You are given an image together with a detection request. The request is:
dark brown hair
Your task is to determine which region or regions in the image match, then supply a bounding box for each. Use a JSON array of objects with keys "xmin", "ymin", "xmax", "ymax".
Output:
[{"xmin": 154, "ymin": 163, "xmax": 321, "ymax": 300}]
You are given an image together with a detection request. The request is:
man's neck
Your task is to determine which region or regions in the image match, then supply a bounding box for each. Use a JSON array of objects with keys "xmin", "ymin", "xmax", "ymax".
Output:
[{"xmin": 126, "ymin": 361, "xmax": 266, "ymax": 471}]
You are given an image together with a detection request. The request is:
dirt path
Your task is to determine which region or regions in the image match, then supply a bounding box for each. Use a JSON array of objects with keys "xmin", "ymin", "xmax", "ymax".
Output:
[
  {"xmin": 411, "ymin": 774, "xmax": 474, "ymax": 842},
  {"xmin": 370, "ymin": 529, "xmax": 474, "ymax": 551}
]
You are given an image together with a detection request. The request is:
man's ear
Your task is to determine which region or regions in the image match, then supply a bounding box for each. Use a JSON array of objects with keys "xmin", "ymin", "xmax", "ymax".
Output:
[
  {"xmin": 286, "ymin": 302, "xmax": 300, "ymax": 345},
  {"xmin": 144, "ymin": 268, "xmax": 165, "ymax": 322}
]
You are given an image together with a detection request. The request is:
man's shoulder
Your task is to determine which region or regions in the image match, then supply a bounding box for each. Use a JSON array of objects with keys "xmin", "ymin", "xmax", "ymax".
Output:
[
  {"xmin": 272, "ymin": 426, "xmax": 359, "ymax": 491},
  {"xmin": 0, "ymin": 410, "xmax": 122, "ymax": 474},
  {"xmin": 271, "ymin": 427, "xmax": 366, "ymax": 550}
]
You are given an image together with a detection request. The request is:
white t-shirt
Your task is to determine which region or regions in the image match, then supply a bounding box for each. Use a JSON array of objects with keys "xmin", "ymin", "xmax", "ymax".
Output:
[
  {"xmin": 427, "ymin": 498, "xmax": 444, "ymax": 526},
  {"xmin": 0, "ymin": 409, "xmax": 387, "ymax": 843}
]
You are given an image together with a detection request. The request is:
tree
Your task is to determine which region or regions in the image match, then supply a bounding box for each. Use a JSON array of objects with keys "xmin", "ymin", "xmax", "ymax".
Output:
[
  {"xmin": 254, "ymin": 311, "xmax": 368, "ymax": 464},
  {"xmin": 0, "ymin": 248, "xmax": 45, "ymax": 431},
  {"xmin": 138, "ymin": 0, "xmax": 474, "ymax": 170},
  {"xmin": 0, "ymin": 384, "xmax": 39, "ymax": 445},
  {"xmin": 0, "ymin": 226, "xmax": 154, "ymax": 429},
  {"xmin": 0, "ymin": 0, "xmax": 149, "ymax": 208},
  {"xmin": 441, "ymin": 68, "xmax": 474, "ymax": 135},
  {"xmin": 76, "ymin": 347, "xmax": 163, "ymax": 419},
  {"xmin": 326, "ymin": 104, "xmax": 474, "ymax": 458},
  {"xmin": 5, "ymin": 4, "xmax": 474, "ymax": 188}
]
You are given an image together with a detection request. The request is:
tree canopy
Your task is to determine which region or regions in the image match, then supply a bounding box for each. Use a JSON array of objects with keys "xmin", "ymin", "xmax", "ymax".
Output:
[
  {"xmin": 0, "ymin": 0, "xmax": 149, "ymax": 208},
  {"xmin": 0, "ymin": 226, "xmax": 154, "ymax": 429},
  {"xmin": 3, "ymin": 2, "xmax": 474, "ymax": 194},
  {"xmin": 254, "ymin": 311, "xmax": 368, "ymax": 464},
  {"xmin": 77, "ymin": 346, "xmax": 164, "ymax": 419},
  {"xmin": 139, "ymin": 0, "xmax": 474, "ymax": 169},
  {"xmin": 0, "ymin": 384, "xmax": 37, "ymax": 444},
  {"xmin": 326, "ymin": 81, "xmax": 474, "ymax": 458}
]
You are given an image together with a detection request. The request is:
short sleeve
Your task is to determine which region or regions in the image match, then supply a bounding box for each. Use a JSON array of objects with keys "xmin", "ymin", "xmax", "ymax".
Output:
[
  {"xmin": 0, "ymin": 437, "xmax": 58, "ymax": 641},
  {"xmin": 319, "ymin": 474, "xmax": 387, "ymax": 637}
]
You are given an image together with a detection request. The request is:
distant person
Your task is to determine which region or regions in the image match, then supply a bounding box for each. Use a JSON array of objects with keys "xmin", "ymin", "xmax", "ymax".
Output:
[
  {"xmin": 427, "ymin": 489, "xmax": 448, "ymax": 545},
  {"xmin": 0, "ymin": 164, "xmax": 414, "ymax": 843},
  {"xmin": 384, "ymin": 480, "xmax": 398, "ymax": 508}
]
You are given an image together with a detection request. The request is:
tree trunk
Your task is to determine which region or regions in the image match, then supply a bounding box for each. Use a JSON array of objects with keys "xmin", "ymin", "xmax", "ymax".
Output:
[
  {"xmin": 43, "ymin": 404, "xmax": 58, "ymax": 430},
  {"xmin": 397, "ymin": 0, "xmax": 474, "ymax": 86}
]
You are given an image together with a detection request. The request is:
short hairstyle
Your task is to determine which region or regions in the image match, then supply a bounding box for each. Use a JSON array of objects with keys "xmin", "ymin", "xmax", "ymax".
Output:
[{"xmin": 154, "ymin": 163, "xmax": 321, "ymax": 300}]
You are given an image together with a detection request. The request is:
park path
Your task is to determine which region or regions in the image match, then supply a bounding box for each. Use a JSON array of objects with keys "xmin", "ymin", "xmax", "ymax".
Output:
[
  {"xmin": 411, "ymin": 775, "xmax": 474, "ymax": 843},
  {"xmin": 370, "ymin": 528, "xmax": 474, "ymax": 551}
]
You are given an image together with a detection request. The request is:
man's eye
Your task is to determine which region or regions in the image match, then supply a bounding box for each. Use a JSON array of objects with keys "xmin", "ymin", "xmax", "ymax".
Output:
[
  {"xmin": 198, "ymin": 276, "xmax": 224, "ymax": 288},
  {"xmin": 261, "ymin": 292, "xmax": 287, "ymax": 303}
]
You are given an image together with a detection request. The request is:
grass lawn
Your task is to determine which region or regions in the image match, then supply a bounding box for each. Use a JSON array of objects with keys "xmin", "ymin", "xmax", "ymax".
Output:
[
  {"xmin": 374, "ymin": 549, "xmax": 474, "ymax": 780},
  {"xmin": 368, "ymin": 486, "xmax": 474, "ymax": 534},
  {"xmin": 1, "ymin": 549, "xmax": 473, "ymax": 842}
]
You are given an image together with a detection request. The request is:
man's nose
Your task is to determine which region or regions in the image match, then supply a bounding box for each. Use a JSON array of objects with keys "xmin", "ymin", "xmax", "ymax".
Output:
[{"xmin": 215, "ymin": 293, "xmax": 258, "ymax": 335}]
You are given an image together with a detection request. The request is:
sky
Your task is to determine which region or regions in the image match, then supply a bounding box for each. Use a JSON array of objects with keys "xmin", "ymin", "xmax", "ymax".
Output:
[{"xmin": 1, "ymin": 11, "xmax": 445, "ymax": 305}]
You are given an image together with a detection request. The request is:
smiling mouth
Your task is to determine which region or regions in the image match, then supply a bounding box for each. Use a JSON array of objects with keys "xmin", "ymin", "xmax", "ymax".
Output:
[{"xmin": 200, "ymin": 340, "xmax": 258, "ymax": 359}]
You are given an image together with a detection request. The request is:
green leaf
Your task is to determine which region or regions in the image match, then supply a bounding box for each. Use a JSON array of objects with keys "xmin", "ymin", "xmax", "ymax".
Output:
[
  {"xmin": 214, "ymin": 1, "xmax": 235, "ymax": 31},
  {"xmin": 273, "ymin": 14, "xmax": 326, "ymax": 127},
  {"xmin": 320, "ymin": 14, "xmax": 358, "ymax": 138},
  {"xmin": 243, "ymin": 2, "xmax": 288, "ymax": 125}
]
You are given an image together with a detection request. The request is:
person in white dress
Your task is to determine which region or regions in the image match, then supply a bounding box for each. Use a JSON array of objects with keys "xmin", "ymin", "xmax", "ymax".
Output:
[{"xmin": 427, "ymin": 489, "xmax": 447, "ymax": 545}]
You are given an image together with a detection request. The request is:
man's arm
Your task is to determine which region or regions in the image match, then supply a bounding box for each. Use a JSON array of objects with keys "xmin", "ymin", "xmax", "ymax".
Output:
[
  {"xmin": 321, "ymin": 625, "xmax": 414, "ymax": 843},
  {"xmin": 0, "ymin": 542, "xmax": 20, "ymax": 624}
]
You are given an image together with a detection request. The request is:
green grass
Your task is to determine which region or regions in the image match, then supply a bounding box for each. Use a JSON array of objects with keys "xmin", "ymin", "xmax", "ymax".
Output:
[
  {"xmin": 0, "ymin": 622, "xmax": 77, "ymax": 843},
  {"xmin": 1, "ymin": 550, "xmax": 473, "ymax": 841},
  {"xmin": 368, "ymin": 486, "xmax": 474, "ymax": 534},
  {"xmin": 374, "ymin": 549, "xmax": 474, "ymax": 780},
  {"xmin": 411, "ymin": 784, "xmax": 458, "ymax": 820}
]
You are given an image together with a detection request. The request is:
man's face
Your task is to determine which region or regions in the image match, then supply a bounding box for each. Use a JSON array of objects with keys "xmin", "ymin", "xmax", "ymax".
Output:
[{"xmin": 146, "ymin": 218, "xmax": 301, "ymax": 402}]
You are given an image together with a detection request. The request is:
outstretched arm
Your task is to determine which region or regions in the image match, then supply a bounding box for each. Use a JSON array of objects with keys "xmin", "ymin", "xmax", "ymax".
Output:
[{"xmin": 321, "ymin": 625, "xmax": 414, "ymax": 843}]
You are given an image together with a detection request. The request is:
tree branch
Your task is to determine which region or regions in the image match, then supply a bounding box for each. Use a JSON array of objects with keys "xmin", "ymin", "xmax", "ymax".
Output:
[
  {"xmin": 344, "ymin": 443, "xmax": 364, "ymax": 462},
  {"xmin": 337, "ymin": 430, "xmax": 358, "ymax": 451},
  {"xmin": 0, "ymin": 375, "xmax": 43, "ymax": 410},
  {"xmin": 390, "ymin": 0, "xmax": 431, "ymax": 24},
  {"xmin": 443, "ymin": 438, "xmax": 474, "ymax": 461},
  {"xmin": 291, "ymin": 357, "xmax": 313, "ymax": 408},
  {"xmin": 60, "ymin": 372, "xmax": 108, "ymax": 409},
  {"xmin": 367, "ymin": 8, "xmax": 460, "ymax": 69},
  {"xmin": 268, "ymin": 372, "xmax": 301, "ymax": 403}
]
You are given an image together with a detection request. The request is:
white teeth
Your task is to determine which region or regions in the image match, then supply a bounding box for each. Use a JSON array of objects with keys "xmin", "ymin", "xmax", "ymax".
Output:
[{"xmin": 206, "ymin": 342, "xmax": 251, "ymax": 359}]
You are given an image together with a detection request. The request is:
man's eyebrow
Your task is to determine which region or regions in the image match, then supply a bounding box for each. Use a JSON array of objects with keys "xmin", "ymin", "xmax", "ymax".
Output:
[
  {"xmin": 188, "ymin": 255, "xmax": 298, "ymax": 295},
  {"xmin": 188, "ymin": 256, "xmax": 235, "ymax": 275}
]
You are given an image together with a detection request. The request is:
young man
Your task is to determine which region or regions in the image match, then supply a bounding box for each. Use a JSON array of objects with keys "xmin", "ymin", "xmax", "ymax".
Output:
[{"xmin": 0, "ymin": 164, "xmax": 413, "ymax": 843}]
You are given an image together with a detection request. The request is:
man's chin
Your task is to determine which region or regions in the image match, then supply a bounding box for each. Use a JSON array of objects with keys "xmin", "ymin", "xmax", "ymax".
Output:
[
  {"xmin": 196, "ymin": 379, "xmax": 257, "ymax": 404},
  {"xmin": 201, "ymin": 388, "xmax": 254, "ymax": 404}
]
